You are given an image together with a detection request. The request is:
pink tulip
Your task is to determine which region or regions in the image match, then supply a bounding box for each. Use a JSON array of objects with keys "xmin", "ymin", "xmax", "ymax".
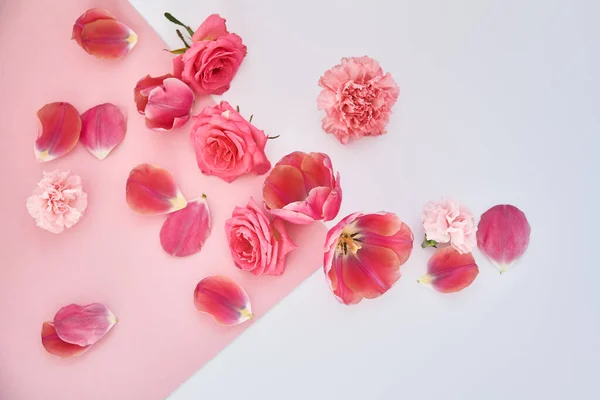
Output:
[
  {"xmin": 72, "ymin": 8, "xmax": 138, "ymax": 60},
  {"xmin": 263, "ymin": 152, "xmax": 342, "ymax": 224},
  {"xmin": 324, "ymin": 212, "xmax": 414, "ymax": 305},
  {"xmin": 134, "ymin": 74, "xmax": 194, "ymax": 131}
]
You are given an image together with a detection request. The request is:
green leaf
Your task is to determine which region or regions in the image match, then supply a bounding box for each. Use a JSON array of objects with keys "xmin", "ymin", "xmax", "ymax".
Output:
[
  {"xmin": 168, "ymin": 47, "xmax": 188, "ymax": 55},
  {"xmin": 164, "ymin": 12, "xmax": 195, "ymax": 37}
]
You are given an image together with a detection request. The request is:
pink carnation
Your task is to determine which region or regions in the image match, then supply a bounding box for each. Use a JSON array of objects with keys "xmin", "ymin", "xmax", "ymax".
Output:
[
  {"xmin": 317, "ymin": 56, "xmax": 399, "ymax": 144},
  {"xmin": 422, "ymin": 198, "xmax": 476, "ymax": 254},
  {"xmin": 26, "ymin": 171, "xmax": 88, "ymax": 234}
]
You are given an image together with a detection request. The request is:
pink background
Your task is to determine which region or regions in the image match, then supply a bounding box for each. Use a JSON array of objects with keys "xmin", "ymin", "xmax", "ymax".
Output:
[{"xmin": 0, "ymin": 1, "xmax": 326, "ymax": 399}]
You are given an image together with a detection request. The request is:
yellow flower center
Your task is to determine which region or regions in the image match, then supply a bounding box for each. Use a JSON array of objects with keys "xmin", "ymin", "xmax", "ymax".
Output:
[{"xmin": 337, "ymin": 230, "xmax": 362, "ymax": 255}]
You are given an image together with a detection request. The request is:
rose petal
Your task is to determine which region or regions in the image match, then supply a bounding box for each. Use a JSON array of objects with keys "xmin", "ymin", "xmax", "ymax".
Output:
[
  {"xmin": 41, "ymin": 321, "xmax": 90, "ymax": 358},
  {"xmin": 160, "ymin": 196, "xmax": 211, "ymax": 257},
  {"xmin": 35, "ymin": 102, "xmax": 81, "ymax": 162},
  {"xmin": 324, "ymin": 212, "xmax": 414, "ymax": 305},
  {"xmin": 191, "ymin": 14, "xmax": 228, "ymax": 42},
  {"xmin": 78, "ymin": 17, "xmax": 137, "ymax": 60},
  {"xmin": 79, "ymin": 103, "xmax": 126, "ymax": 160},
  {"xmin": 125, "ymin": 163, "xmax": 187, "ymax": 215},
  {"xmin": 419, "ymin": 247, "xmax": 479, "ymax": 293},
  {"xmin": 477, "ymin": 204, "xmax": 531, "ymax": 273},
  {"xmin": 53, "ymin": 303, "xmax": 117, "ymax": 347},
  {"xmin": 193, "ymin": 276, "xmax": 253, "ymax": 326}
]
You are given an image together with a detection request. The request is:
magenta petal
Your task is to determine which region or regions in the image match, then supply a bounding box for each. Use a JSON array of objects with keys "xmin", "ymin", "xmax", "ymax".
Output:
[
  {"xmin": 420, "ymin": 247, "xmax": 479, "ymax": 293},
  {"xmin": 53, "ymin": 303, "xmax": 117, "ymax": 347},
  {"xmin": 477, "ymin": 204, "xmax": 531, "ymax": 273},
  {"xmin": 144, "ymin": 78, "xmax": 194, "ymax": 131},
  {"xmin": 160, "ymin": 196, "xmax": 211, "ymax": 257},
  {"xmin": 193, "ymin": 276, "xmax": 253, "ymax": 326},
  {"xmin": 41, "ymin": 322, "xmax": 90, "ymax": 358},
  {"xmin": 80, "ymin": 103, "xmax": 126, "ymax": 160}
]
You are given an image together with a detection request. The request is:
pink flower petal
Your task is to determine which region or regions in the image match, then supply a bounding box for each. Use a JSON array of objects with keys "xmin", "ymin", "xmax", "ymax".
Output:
[
  {"xmin": 476, "ymin": 204, "xmax": 531, "ymax": 273},
  {"xmin": 144, "ymin": 78, "xmax": 194, "ymax": 131},
  {"xmin": 35, "ymin": 102, "xmax": 81, "ymax": 162},
  {"xmin": 419, "ymin": 247, "xmax": 479, "ymax": 293},
  {"xmin": 160, "ymin": 196, "xmax": 211, "ymax": 257},
  {"xmin": 79, "ymin": 103, "xmax": 126, "ymax": 160},
  {"xmin": 76, "ymin": 14, "xmax": 138, "ymax": 60},
  {"xmin": 191, "ymin": 14, "xmax": 228, "ymax": 42},
  {"xmin": 53, "ymin": 303, "xmax": 117, "ymax": 347},
  {"xmin": 134, "ymin": 74, "xmax": 174, "ymax": 114},
  {"xmin": 41, "ymin": 321, "xmax": 90, "ymax": 358},
  {"xmin": 193, "ymin": 276, "xmax": 253, "ymax": 326},
  {"xmin": 125, "ymin": 163, "xmax": 187, "ymax": 215},
  {"xmin": 324, "ymin": 212, "xmax": 414, "ymax": 305},
  {"xmin": 72, "ymin": 8, "xmax": 116, "ymax": 48}
]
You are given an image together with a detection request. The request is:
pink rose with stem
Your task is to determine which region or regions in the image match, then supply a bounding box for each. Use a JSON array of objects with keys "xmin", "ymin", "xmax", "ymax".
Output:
[
  {"xmin": 190, "ymin": 101, "xmax": 271, "ymax": 183},
  {"xmin": 421, "ymin": 198, "xmax": 477, "ymax": 254},
  {"xmin": 317, "ymin": 56, "xmax": 399, "ymax": 144},
  {"xmin": 26, "ymin": 170, "xmax": 88, "ymax": 234},
  {"xmin": 166, "ymin": 13, "xmax": 247, "ymax": 95},
  {"xmin": 225, "ymin": 198, "xmax": 297, "ymax": 276}
]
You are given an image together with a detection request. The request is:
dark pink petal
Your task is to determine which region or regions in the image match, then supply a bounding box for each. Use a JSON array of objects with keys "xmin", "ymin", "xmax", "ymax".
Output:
[
  {"xmin": 160, "ymin": 196, "xmax": 211, "ymax": 257},
  {"xmin": 193, "ymin": 276, "xmax": 253, "ymax": 326},
  {"xmin": 41, "ymin": 321, "xmax": 90, "ymax": 358},
  {"xmin": 191, "ymin": 14, "xmax": 228, "ymax": 42},
  {"xmin": 80, "ymin": 103, "xmax": 126, "ymax": 160},
  {"xmin": 35, "ymin": 102, "xmax": 81, "ymax": 162},
  {"xmin": 72, "ymin": 8, "xmax": 116, "ymax": 48},
  {"xmin": 78, "ymin": 17, "xmax": 137, "ymax": 60},
  {"xmin": 134, "ymin": 74, "xmax": 174, "ymax": 114},
  {"xmin": 144, "ymin": 78, "xmax": 194, "ymax": 131},
  {"xmin": 324, "ymin": 212, "xmax": 414, "ymax": 305},
  {"xmin": 53, "ymin": 303, "xmax": 117, "ymax": 347},
  {"xmin": 477, "ymin": 204, "xmax": 531, "ymax": 273},
  {"xmin": 419, "ymin": 247, "xmax": 479, "ymax": 293},
  {"xmin": 125, "ymin": 163, "xmax": 187, "ymax": 215}
]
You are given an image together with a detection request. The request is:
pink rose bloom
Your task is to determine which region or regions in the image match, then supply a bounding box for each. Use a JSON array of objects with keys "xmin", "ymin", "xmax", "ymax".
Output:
[
  {"xmin": 173, "ymin": 14, "xmax": 246, "ymax": 95},
  {"xmin": 421, "ymin": 198, "xmax": 477, "ymax": 254},
  {"xmin": 263, "ymin": 152, "xmax": 342, "ymax": 224},
  {"xmin": 134, "ymin": 74, "xmax": 194, "ymax": 131},
  {"xmin": 225, "ymin": 198, "xmax": 296, "ymax": 276},
  {"xmin": 26, "ymin": 171, "xmax": 88, "ymax": 234},
  {"xmin": 317, "ymin": 56, "xmax": 400, "ymax": 144},
  {"xmin": 190, "ymin": 101, "xmax": 271, "ymax": 183}
]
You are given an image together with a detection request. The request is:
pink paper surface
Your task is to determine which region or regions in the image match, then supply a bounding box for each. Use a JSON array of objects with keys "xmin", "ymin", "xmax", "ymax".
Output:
[{"xmin": 0, "ymin": 1, "xmax": 326, "ymax": 399}]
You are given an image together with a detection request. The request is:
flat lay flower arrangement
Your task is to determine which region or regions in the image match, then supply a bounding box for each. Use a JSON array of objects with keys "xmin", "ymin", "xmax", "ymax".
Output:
[{"xmin": 29, "ymin": 9, "xmax": 531, "ymax": 358}]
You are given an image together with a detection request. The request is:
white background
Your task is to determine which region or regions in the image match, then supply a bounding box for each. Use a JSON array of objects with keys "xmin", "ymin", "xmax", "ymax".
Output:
[{"xmin": 130, "ymin": 1, "xmax": 599, "ymax": 399}]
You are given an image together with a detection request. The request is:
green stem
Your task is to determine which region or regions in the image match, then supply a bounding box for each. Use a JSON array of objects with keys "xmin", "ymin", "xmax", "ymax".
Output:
[
  {"xmin": 164, "ymin": 12, "xmax": 195, "ymax": 37},
  {"xmin": 267, "ymin": 135, "xmax": 280, "ymax": 140},
  {"xmin": 421, "ymin": 235, "xmax": 438, "ymax": 249},
  {"xmin": 176, "ymin": 29, "xmax": 190, "ymax": 48}
]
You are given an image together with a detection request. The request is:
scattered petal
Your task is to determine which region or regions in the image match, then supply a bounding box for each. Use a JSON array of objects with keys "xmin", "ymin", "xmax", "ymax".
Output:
[
  {"xmin": 41, "ymin": 321, "xmax": 90, "ymax": 358},
  {"xmin": 73, "ymin": 8, "xmax": 138, "ymax": 60},
  {"xmin": 80, "ymin": 103, "xmax": 126, "ymax": 160},
  {"xmin": 53, "ymin": 303, "xmax": 117, "ymax": 347},
  {"xmin": 125, "ymin": 163, "xmax": 187, "ymax": 215},
  {"xmin": 35, "ymin": 102, "xmax": 81, "ymax": 162},
  {"xmin": 419, "ymin": 247, "xmax": 479, "ymax": 293},
  {"xmin": 477, "ymin": 204, "xmax": 531, "ymax": 273},
  {"xmin": 193, "ymin": 276, "xmax": 253, "ymax": 326},
  {"xmin": 160, "ymin": 196, "xmax": 211, "ymax": 257},
  {"xmin": 324, "ymin": 212, "xmax": 414, "ymax": 305}
]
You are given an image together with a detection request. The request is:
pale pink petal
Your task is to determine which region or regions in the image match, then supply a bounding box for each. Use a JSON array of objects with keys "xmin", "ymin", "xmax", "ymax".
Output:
[
  {"xmin": 419, "ymin": 247, "xmax": 479, "ymax": 293},
  {"xmin": 160, "ymin": 196, "xmax": 211, "ymax": 257},
  {"xmin": 53, "ymin": 303, "xmax": 117, "ymax": 347},
  {"xmin": 41, "ymin": 322, "xmax": 90, "ymax": 358},
  {"xmin": 477, "ymin": 204, "xmax": 531, "ymax": 273},
  {"xmin": 193, "ymin": 276, "xmax": 253, "ymax": 326},
  {"xmin": 79, "ymin": 103, "xmax": 126, "ymax": 160},
  {"xmin": 35, "ymin": 102, "xmax": 81, "ymax": 162},
  {"xmin": 126, "ymin": 163, "xmax": 187, "ymax": 215},
  {"xmin": 268, "ymin": 203, "xmax": 316, "ymax": 224},
  {"xmin": 191, "ymin": 14, "xmax": 228, "ymax": 42}
]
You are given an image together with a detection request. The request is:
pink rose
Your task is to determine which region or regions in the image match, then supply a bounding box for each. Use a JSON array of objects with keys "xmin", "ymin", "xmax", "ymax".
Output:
[
  {"xmin": 190, "ymin": 101, "xmax": 271, "ymax": 183},
  {"xmin": 26, "ymin": 171, "xmax": 88, "ymax": 234},
  {"xmin": 225, "ymin": 198, "xmax": 296, "ymax": 276},
  {"xmin": 134, "ymin": 74, "xmax": 194, "ymax": 131},
  {"xmin": 421, "ymin": 198, "xmax": 477, "ymax": 254},
  {"xmin": 317, "ymin": 56, "xmax": 400, "ymax": 144},
  {"xmin": 173, "ymin": 14, "xmax": 246, "ymax": 95},
  {"xmin": 263, "ymin": 152, "xmax": 342, "ymax": 224}
]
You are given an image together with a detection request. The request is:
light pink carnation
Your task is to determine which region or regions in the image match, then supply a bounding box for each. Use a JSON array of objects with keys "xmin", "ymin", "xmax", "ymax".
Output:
[
  {"xmin": 317, "ymin": 56, "xmax": 399, "ymax": 144},
  {"xmin": 26, "ymin": 171, "xmax": 88, "ymax": 234},
  {"xmin": 422, "ymin": 198, "xmax": 476, "ymax": 254}
]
